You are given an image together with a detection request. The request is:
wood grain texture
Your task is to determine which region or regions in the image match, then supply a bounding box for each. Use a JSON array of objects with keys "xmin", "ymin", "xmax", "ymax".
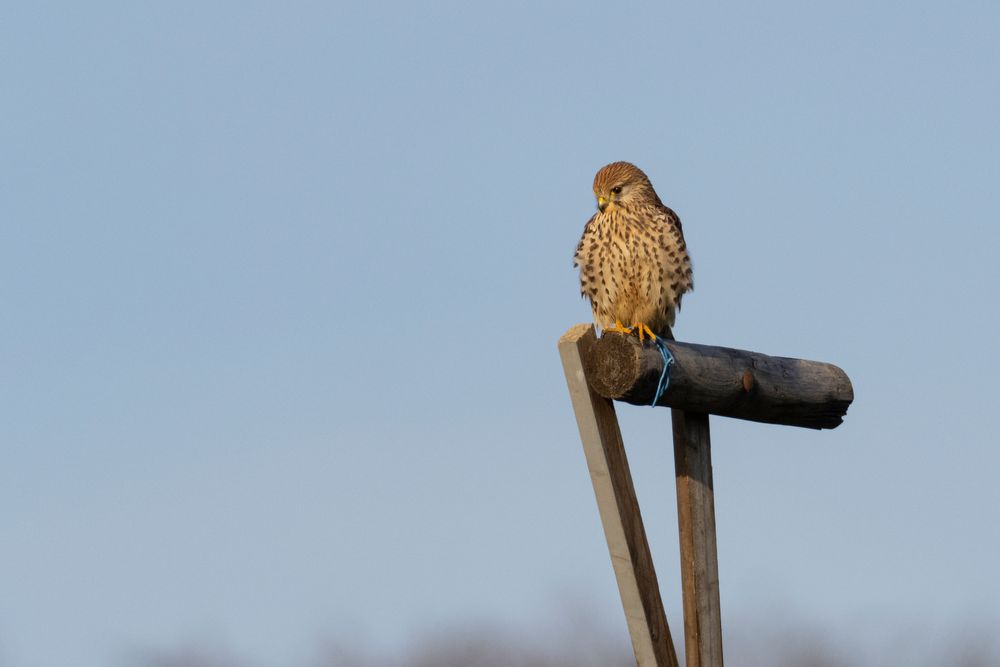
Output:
[
  {"xmin": 559, "ymin": 324, "xmax": 680, "ymax": 667},
  {"xmin": 581, "ymin": 332, "xmax": 853, "ymax": 430},
  {"xmin": 672, "ymin": 411, "xmax": 724, "ymax": 667}
]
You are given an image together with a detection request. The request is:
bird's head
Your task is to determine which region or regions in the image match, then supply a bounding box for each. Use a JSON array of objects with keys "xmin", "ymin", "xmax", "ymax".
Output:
[{"xmin": 592, "ymin": 161, "xmax": 657, "ymax": 212}]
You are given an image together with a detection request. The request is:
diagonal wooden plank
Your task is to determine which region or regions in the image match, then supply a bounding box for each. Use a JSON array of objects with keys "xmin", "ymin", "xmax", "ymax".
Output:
[{"xmin": 559, "ymin": 323, "xmax": 680, "ymax": 667}]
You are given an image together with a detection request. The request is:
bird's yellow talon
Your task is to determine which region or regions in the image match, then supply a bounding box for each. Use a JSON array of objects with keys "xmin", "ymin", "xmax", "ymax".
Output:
[
  {"xmin": 606, "ymin": 321, "xmax": 657, "ymax": 342},
  {"xmin": 606, "ymin": 320, "xmax": 633, "ymax": 336}
]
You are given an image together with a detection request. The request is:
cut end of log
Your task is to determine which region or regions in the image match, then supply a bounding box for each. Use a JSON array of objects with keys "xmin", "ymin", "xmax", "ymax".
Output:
[{"xmin": 580, "ymin": 332, "xmax": 647, "ymax": 400}]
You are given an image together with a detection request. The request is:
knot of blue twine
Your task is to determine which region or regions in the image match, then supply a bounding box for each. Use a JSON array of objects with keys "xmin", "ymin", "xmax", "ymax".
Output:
[{"xmin": 651, "ymin": 337, "xmax": 674, "ymax": 407}]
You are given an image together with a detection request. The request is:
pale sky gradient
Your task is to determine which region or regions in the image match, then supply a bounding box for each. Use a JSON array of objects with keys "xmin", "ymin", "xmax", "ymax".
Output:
[{"xmin": 2, "ymin": 2, "xmax": 999, "ymax": 666}]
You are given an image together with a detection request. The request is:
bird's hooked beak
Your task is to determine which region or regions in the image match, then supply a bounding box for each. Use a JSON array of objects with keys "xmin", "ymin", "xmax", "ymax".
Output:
[{"xmin": 597, "ymin": 195, "xmax": 608, "ymax": 212}]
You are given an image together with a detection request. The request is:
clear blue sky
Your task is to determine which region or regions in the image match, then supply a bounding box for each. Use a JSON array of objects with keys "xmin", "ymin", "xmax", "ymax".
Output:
[{"xmin": 2, "ymin": 1, "xmax": 999, "ymax": 665}]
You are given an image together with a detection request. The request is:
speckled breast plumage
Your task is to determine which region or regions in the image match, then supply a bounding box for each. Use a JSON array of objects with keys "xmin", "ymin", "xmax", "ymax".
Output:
[{"xmin": 575, "ymin": 199, "xmax": 692, "ymax": 338}]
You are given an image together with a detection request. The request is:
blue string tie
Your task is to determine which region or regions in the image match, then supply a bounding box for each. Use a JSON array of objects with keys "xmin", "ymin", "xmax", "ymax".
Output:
[{"xmin": 651, "ymin": 337, "xmax": 674, "ymax": 407}]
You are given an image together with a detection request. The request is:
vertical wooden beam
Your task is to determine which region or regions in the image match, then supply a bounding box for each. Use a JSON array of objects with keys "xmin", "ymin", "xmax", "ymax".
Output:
[
  {"xmin": 672, "ymin": 410, "xmax": 724, "ymax": 667},
  {"xmin": 559, "ymin": 324, "xmax": 680, "ymax": 667}
]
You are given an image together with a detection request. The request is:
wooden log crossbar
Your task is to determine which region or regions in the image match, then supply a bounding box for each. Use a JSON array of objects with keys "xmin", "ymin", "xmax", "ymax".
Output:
[
  {"xmin": 558, "ymin": 323, "xmax": 854, "ymax": 667},
  {"xmin": 582, "ymin": 327, "xmax": 853, "ymax": 430}
]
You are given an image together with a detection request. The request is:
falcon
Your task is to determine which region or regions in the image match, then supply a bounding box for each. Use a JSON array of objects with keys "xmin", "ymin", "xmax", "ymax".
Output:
[{"xmin": 574, "ymin": 161, "xmax": 693, "ymax": 341}]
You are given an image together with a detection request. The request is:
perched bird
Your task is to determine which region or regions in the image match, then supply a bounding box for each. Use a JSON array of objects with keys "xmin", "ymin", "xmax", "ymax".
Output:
[{"xmin": 574, "ymin": 161, "xmax": 693, "ymax": 341}]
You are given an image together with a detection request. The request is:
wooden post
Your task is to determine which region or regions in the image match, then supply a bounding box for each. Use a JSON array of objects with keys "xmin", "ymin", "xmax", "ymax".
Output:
[
  {"xmin": 672, "ymin": 410, "xmax": 723, "ymax": 667},
  {"xmin": 559, "ymin": 322, "xmax": 853, "ymax": 667},
  {"xmin": 559, "ymin": 324, "xmax": 680, "ymax": 667},
  {"xmin": 658, "ymin": 325, "xmax": 724, "ymax": 667}
]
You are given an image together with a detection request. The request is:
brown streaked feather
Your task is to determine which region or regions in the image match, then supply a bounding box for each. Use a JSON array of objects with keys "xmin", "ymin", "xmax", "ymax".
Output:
[{"xmin": 575, "ymin": 162, "xmax": 693, "ymax": 338}]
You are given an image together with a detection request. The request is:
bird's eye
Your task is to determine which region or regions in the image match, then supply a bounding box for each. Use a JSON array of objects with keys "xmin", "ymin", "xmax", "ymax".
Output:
[{"xmin": 611, "ymin": 186, "xmax": 622, "ymax": 195}]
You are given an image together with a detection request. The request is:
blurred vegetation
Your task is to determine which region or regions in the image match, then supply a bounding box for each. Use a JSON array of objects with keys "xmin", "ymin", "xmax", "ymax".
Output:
[{"xmin": 121, "ymin": 616, "xmax": 1000, "ymax": 667}]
